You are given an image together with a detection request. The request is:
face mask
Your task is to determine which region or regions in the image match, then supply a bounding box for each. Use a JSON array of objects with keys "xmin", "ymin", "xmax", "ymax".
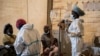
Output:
[
  {"xmin": 7, "ymin": 32, "xmax": 11, "ymax": 35},
  {"xmin": 44, "ymin": 31, "xmax": 50, "ymax": 34},
  {"xmin": 7, "ymin": 30, "xmax": 12, "ymax": 35},
  {"xmin": 70, "ymin": 15, "xmax": 75, "ymax": 20}
]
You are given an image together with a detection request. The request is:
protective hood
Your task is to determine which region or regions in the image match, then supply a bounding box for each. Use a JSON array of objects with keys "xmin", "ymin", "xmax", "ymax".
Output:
[{"xmin": 22, "ymin": 24, "xmax": 34, "ymax": 30}]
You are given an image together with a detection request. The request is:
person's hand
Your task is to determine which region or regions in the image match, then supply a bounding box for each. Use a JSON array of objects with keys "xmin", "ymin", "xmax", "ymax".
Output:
[
  {"xmin": 50, "ymin": 45, "xmax": 55, "ymax": 49},
  {"xmin": 44, "ymin": 47, "xmax": 50, "ymax": 52},
  {"xmin": 68, "ymin": 32, "xmax": 78, "ymax": 37}
]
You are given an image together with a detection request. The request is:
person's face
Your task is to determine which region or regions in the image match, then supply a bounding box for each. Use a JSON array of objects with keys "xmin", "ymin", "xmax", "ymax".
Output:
[
  {"xmin": 72, "ymin": 11, "xmax": 76, "ymax": 16},
  {"xmin": 7, "ymin": 27, "xmax": 13, "ymax": 35},
  {"xmin": 44, "ymin": 27, "xmax": 50, "ymax": 34},
  {"xmin": 71, "ymin": 11, "xmax": 79, "ymax": 19}
]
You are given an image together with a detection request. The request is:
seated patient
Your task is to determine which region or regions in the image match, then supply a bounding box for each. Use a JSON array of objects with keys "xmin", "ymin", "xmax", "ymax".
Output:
[
  {"xmin": 3, "ymin": 23, "xmax": 16, "ymax": 45},
  {"xmin": 41, "ymin": 25, "xmax": 54, "ymax": 56},
  {"xmin": 2, "ymin": 23, "xmax": 16, "ymax": 56}
]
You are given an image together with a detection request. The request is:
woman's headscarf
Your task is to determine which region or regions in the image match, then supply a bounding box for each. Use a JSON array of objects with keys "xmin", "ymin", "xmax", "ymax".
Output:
[{"xmin": 16, "ymin": 19, "xmax": 26, "ymax": 29}]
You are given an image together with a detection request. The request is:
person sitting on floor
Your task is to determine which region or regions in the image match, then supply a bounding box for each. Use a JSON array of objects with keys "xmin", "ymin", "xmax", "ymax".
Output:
[{"xmin": 41, "ymin": 25, "xmax": 54, "ymax": 56}]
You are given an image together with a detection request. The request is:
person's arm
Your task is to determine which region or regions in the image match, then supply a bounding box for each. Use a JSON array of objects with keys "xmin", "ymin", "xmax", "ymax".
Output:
[
  {"xmin": 3, "ymin": 35, "xmax": 11, "ymax": 45},
  {"xmin": 41, "ymin": 35, "xmax": 48, "ymax": 49},
  {"xmin": 13, "ymin": 30, "xmax": 25, "ymax": 55},
  {"xmin": 49, "ymin": 46, "xmax": 58, "ymax": 56},
  {"xmin": 41, "ymin": 40, "xmax": 47, "ymax": 48},
  {"xmin": 76, "ymin": 20, "xmax": 84, "ymax": 37},
  {"xmin": 14, "ymin": 37, "xmax": 25, "ymax": 55},
  {"xmin": 35, "ymin": 29, "xmax": 41, "ymax": 54},
  {"xmin": 4, "ymin": 41, "xmax": 12, "ymax": 45},
  {"xmin": 68, "ymin": 22, "xmax": 77, "ymax": 37}
]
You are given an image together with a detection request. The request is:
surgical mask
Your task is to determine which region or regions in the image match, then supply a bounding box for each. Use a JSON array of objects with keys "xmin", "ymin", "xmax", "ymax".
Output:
[
  {"xmin": 70, "ymin": 15, "xmax": 75, "ymax": 20},
  {"xmin": 7, "ymin": 29, "xmax": 12, "ymax": 35},
  {"xmin": 7, "ymin": 32, "xmax": 10, "ymax": 35},
  {"xmin": 44, "ymin": 31, "xmax": 50, "ymax": 34}
]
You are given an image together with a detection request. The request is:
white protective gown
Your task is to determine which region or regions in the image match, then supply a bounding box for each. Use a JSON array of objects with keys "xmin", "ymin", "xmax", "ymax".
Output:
[
  {"xmin": 14, "ymin": 24, "xmax": 41, "ymax": 56},
  {"xmin": 68, "ymin": 19, "xmax": 84, "ymax": 56}
]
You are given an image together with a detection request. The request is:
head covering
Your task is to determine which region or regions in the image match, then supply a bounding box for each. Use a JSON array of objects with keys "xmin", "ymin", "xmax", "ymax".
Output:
[
  {"xmin": 72, "ymin": 5, "xmax": 85, "ymax": 16},
  {"xmin": 16, "ymin": 19, "xmax": 26, "ymax": 29}
]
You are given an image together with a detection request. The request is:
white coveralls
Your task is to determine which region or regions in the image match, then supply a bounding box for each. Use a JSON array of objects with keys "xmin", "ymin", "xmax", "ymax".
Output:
[
  {"xmin": 14, "ymin": 24, "xmax": 41, "ymax": 56},
  {"xmin": 68, "ymin": 19, "xmax": 84, "ymax": 56}
]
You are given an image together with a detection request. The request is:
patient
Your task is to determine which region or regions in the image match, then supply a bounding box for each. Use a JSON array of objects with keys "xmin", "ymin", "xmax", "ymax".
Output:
[
  {"xmin": 41, "ymin": 25, "xmax": 58, "ymax": 56},
  {"xmin": 3, "ymin": 23, "xmax": 16, "ymax": 45},
  {"xmin": 2, "ymin": 23, "xmax": 16, "ymax": 56}
]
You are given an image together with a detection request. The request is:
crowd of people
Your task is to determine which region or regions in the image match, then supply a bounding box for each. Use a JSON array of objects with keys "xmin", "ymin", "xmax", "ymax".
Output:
[{"xmin": 0, "ymin": 5, "xmax": 100, "ymax": 56}]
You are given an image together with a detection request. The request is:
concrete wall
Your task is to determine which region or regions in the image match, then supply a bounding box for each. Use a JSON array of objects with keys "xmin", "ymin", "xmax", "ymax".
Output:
[
  {"xmin": 52, "ymin": 0, "xmax": 100, "ymax": 46},
  {"xmin": 0, "ymin": 0, "xmax": 47, "ymax": 45},
  {"xmin": 28, "ymin": 0, "xmax": 47, "ymax": 36}
]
